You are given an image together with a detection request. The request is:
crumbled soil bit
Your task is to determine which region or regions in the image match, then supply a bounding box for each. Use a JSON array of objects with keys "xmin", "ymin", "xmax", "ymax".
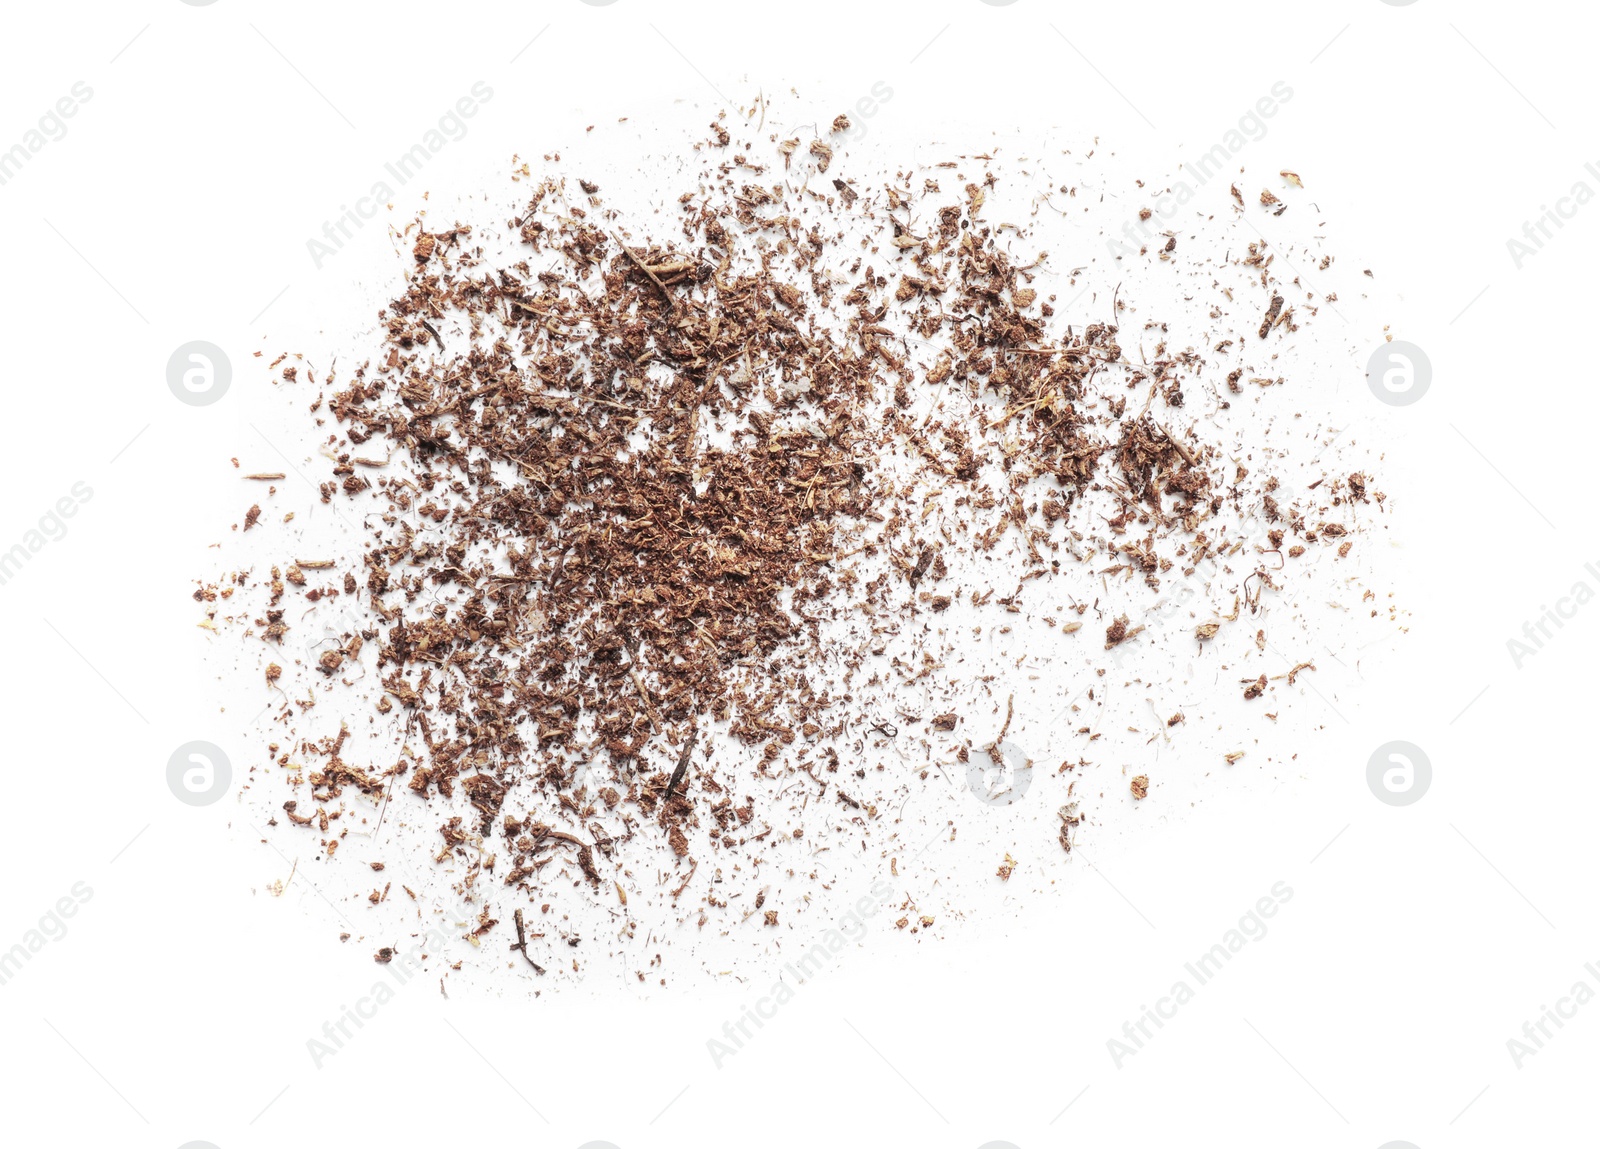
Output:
[
  {"xmin": 1059, "ymin": 805, "xmax": 1081, "ymax": 852},
  {"xmin": 1258, "ymin": 293, "xmax": 1285, "ymax": 339},
  {"xmin": 1104, "ymin": 615, "xmax": 1144, "ymax": 649},
  {"xmin": 202, "ymin": 99, "xmax": 1393, "ymax": 985}
]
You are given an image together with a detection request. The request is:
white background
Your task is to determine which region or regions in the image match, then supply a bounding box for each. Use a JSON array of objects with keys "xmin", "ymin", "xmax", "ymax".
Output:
[{"xmin": 1, "ymin": 1, "xmax": 1593, "ymax": 1147}]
